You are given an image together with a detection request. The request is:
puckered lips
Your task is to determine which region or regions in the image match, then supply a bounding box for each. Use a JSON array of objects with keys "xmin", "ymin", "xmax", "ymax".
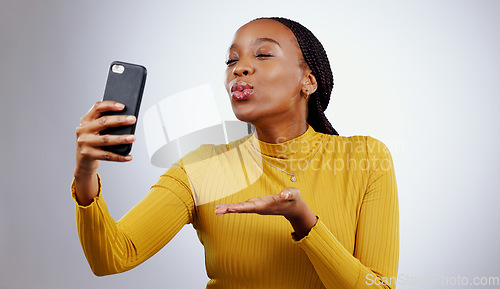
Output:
[{"xmin": 231, "ymin": 81, "xmax": 254, "ymax": 101}]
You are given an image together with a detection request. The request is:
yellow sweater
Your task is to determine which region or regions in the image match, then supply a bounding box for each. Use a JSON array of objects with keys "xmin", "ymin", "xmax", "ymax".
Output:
[{"xmin": 72, "ymin": 124, "xmax": 399, "ymax": 289}]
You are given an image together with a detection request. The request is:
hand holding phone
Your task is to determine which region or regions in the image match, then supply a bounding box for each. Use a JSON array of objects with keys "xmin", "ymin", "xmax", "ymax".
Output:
[
  {"xmin": 74, "ymin": 100, "xmax": 137, "ymax": 204},
  {"xmin": 73, "ymin": 61, "xmax": 146, "ymax": 205},
  {"xmin": 75, "ymin": 61, "xmax": 146, "ymax": 172}
]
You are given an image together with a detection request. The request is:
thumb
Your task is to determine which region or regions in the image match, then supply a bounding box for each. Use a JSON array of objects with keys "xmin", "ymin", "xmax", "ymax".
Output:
[{"xmin": 280, "ymin": 189, "xmax": 295, "ymax": 201}]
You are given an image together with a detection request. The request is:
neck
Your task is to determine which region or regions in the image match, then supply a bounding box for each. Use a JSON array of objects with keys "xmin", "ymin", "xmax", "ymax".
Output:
[{"xmin": 252, "ymin": 121, "xmax": 308, "ymax": 144}]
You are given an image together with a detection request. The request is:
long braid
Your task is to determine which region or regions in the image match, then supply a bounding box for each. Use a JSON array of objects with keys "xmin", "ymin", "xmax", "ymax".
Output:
[{"xmin": 254, "ymin": 17, "xmax": 339, "ymax": 135}]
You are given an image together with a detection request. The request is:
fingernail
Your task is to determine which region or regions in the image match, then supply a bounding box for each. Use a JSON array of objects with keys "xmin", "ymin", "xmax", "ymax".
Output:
[
  {"xmin": 115, "ymin": 103, "xmax": 125, "ymax": 108},
  {"xmin": 125, "ymin": 135, "xmax": 135, "ymax": 142},
  {"xmin": 126, "ymin": 116, "xmax": 135, "ymax": 122},
  {"xmin": 124, "ymin": 155, "xmax": 132, "ymax": 161}
]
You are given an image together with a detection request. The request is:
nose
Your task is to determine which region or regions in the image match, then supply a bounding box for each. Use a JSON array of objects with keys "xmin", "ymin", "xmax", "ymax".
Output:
[{"xmin": 232, "ymin": 59, "xmax": 254, "ymax": 77}]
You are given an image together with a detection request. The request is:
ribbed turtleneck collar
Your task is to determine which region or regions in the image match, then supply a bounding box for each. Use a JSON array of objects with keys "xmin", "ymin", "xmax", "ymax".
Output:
[{"xmin": 248, "ymin": 125, "xmax": 325, "ymax": 160}]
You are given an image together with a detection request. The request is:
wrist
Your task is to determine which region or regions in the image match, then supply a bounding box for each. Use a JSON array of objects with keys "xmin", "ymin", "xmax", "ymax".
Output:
[
  {"xmin": 74, "ymin": 169, "xmax": 97, "ymax": 179},
  {"xmin": 73, "ymin": 171, "xmax": 100, "ymax": 206},
  {"xmin": 74, "ymin": 161, "xmax": 99, "ymax": 178},
  {"xmin": 286, "ymin": 202, "xmax": 317, "ymax": 240}
]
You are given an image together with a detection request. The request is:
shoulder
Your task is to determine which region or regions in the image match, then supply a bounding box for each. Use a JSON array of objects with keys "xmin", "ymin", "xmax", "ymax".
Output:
[
  {"xmin": 326, "ymin": 135, "xmax": 394, "ymax": 176},
  {"xmin": 327, "ymin": 135, "xmax": 390, "ymax": 155}
]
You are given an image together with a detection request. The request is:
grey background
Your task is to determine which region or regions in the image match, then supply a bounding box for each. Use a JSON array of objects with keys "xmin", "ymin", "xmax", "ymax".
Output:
[{"xmin": 0, "ymin": 0, "xmax": 498, "ymax": 288}]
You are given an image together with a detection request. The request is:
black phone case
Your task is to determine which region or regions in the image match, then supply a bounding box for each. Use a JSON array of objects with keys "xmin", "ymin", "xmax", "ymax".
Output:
[{"xmin": 100, "ymin": 61, "xmax": 147, "ymax": 156}]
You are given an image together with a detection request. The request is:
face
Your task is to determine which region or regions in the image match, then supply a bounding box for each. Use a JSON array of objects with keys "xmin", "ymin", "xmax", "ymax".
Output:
[{"xmin": 224, "ymin": 19, "xmax": 312, "ymax": 126}]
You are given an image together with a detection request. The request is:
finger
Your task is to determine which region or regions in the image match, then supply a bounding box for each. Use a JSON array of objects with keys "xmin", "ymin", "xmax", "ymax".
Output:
[
  {"xmin": 81, "ymin": 101, "xmax": 125, "ymax": 124},
  {"xmin": 280, "ymin": 187, "xmax": 301, "ymax": 201},
  {"xmin": 280, "ymin": 190, "xmax": 293, "ymax": 200},
  {"xmin": 77, "ymin": 134, "xmax": 135, "ymax": 148},
  {"xmin": 216, "ymin": 201, "xmax": 251, "ymax": 214},
  {"xmin": 227, "ymin": 202, "xmax": 254, "ymax": 213},
  {"xmin": 215, "ymin": 204, "xmax": 230, "ymax": 215},
  {"xmin": 227, "ymin": 197, "xmax": 274, "ymax": 213},
  {"xmin": 85, "ymin": 115, "xmax": 136, "ymax": 133},
  {"xmin": 78, "ymin": 146, "xmax": 133, "ymax": 162}
]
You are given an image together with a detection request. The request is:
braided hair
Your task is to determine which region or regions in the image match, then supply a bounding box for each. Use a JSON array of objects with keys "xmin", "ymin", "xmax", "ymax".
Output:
[{"xmin": 253, "ymin": 17, "xmax": 339, "ymax": 135}]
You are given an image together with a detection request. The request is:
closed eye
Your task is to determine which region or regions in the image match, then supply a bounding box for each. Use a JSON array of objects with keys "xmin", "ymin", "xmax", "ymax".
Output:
[{"xmin": 226, "ymin": 54, "xmax": 272, "ymax": 65}]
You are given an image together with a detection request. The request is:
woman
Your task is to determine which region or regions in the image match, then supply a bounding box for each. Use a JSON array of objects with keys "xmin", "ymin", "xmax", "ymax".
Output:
[{"xmin": 73, "ymin": 17, "xmax": 399, "ymax": 289}]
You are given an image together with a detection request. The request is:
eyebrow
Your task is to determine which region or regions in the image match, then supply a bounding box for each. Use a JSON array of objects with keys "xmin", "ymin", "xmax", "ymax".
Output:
[
  {"xmin": 229, "ymin": 37, "xmax": 281, "ymax": 50},
  {"xmin": 253, "ymin": 37, "xmax": 281, "ymax": 47}
]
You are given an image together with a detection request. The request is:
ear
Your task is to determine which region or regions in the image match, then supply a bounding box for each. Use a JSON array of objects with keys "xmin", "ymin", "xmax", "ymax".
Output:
[{"xmin": 301, "ymin": 70, "xmax": 318, "ymax": 99}]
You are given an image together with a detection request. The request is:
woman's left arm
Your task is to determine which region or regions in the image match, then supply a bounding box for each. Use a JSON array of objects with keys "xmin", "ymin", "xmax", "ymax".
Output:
[
  {"xmin": 216, "ymin": 137, "xmax": 399, "ymax": 288},
  {"xmin": 294, "ymin": 137, "xmax": 399, "ymax": 288}
]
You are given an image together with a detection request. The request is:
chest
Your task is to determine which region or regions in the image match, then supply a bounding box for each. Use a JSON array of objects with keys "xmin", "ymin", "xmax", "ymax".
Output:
[{"xmin": 192, "ymin": 161, "xmax": 366, "ymax": 257}]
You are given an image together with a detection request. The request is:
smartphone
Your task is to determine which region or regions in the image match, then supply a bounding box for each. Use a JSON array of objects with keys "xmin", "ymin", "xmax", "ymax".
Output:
[{"xmin": 100, "ymin": 61, "xmax": 147, "ymax": 156}]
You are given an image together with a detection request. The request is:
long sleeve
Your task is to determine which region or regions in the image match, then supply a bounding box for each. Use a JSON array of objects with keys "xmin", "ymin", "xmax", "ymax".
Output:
[
  {"xmin": 293, "ymin": 136, "xmax": 399, "ymax": 288},
  {"xmin": 71, "ymin": 163, "xmax": 195, "ymax": 276}
]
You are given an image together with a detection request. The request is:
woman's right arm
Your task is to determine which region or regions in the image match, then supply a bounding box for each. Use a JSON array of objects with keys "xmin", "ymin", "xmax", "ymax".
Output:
[
  {"xmin": 72, "ymin": 166, "xmax": 194, "ymax": 276},
  {"xmin": 73, "ymin": 101, "xmax": 195, "ymax": 276}
]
